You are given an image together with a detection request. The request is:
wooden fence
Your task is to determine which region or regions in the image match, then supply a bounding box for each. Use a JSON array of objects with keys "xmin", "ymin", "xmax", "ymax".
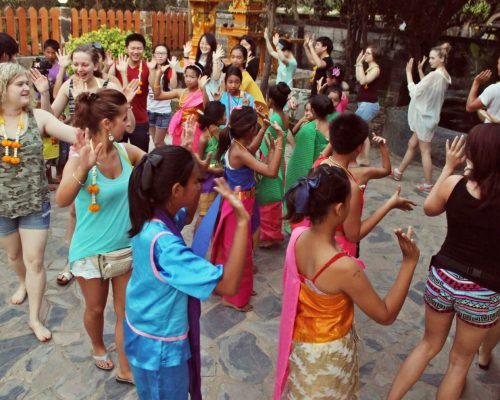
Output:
[{"xmin": 0, "ymin": 6, "xmax": 189, "ymax": 56}]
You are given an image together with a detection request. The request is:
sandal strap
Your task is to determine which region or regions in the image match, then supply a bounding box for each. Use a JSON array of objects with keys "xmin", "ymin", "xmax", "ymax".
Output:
[{"xmin": 93, "ymin": 353, "xmax": 110, "ymax": 362}]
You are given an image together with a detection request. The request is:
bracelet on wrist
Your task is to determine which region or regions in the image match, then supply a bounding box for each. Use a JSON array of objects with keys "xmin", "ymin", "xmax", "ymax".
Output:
[{"xmin": 72, "ymin": 172, "xmax": 84, "ymax": 186}]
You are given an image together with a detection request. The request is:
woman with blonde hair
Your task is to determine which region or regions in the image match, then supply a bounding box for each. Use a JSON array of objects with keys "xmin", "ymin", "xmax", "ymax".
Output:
[
  {"xmin": 393, "ymin": 43, "xmax": 452, "ymax": 192},
  {"xmin": 0, "ymin": 63, "xmax": 77, "ymax": 341}
]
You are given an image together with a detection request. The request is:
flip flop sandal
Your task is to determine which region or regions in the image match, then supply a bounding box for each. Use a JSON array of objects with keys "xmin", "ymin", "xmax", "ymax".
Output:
[
  {"xmin": 57, "ymin": 271, "xmax": 74, "ymax": 286},
  {"xmin": 116, "ymin": 375, "xmax": 135, "ymax": 385},
  {"xmin": 93, "ymin": 353, "xmax": 114, "ymax": 371}
]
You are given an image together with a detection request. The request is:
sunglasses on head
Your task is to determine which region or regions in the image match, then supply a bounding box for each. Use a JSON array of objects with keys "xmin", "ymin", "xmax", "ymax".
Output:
[{"xmin": 91, "ymin": 42, "xmax": 103, "ymax": 50}]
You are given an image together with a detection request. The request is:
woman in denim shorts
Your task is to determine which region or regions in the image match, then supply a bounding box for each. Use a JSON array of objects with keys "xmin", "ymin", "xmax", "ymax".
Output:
[
  {"xmin": 388, "ymin": 124, "xmax": 500, "ymax": 399},
  {"xmin": 0, "ymin": 63, "xmax": 77, "ymax": 341},
  {"xmin": 147, "ymin": 44, "xmax": 176, "ymax": 147}
]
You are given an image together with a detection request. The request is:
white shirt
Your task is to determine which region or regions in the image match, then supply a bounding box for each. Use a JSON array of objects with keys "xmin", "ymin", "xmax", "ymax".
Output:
[
  {"xmin": 408, "ymin": 68, "xmax": 451, "ymax": 140},
  {"xmin": 479, "ymin": 82, "xmax": 500, "ymax": 122}
]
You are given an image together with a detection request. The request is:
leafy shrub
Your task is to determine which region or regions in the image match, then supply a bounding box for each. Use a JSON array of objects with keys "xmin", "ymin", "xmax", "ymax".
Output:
[{"xmin": 65, "ymin": 26, "xmax": 152, "ymax": 59}]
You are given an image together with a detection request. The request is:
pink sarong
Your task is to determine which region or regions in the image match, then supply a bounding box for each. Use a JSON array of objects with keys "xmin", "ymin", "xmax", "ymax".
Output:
[
  {"xmin": 259, "ymin": 202, "xmax": 284, "ymax": 242},
  {"xmin": 168, "ymin": 89, "xmax": 203, "ymax": 152},
  {"xmin": 274, "ymin": 226, "xmax": 365, "ymax": 399},
  {"xmin": 210, "ymin": 196, "xmax": 254, "ymax": 308}
]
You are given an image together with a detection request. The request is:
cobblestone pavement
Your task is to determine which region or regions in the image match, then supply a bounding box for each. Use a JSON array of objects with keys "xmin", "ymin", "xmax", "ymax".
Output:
[{"xmin": 1, "ymin": 152, "xmax": 499, "ymax": 400}]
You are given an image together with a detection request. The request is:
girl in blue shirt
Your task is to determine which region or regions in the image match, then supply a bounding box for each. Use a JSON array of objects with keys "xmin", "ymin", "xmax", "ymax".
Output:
[{"xmin": 125, "ymin": 145, "xmax": 249, "ymax": 399}]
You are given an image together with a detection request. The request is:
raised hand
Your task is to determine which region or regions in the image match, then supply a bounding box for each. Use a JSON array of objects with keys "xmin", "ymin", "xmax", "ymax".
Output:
[
  {"xmin": 246, "ymin": 54, "xmax": 255, "ymax": 66},
  {"xmin": 104, "ymin": 50, "xmax": 115, "ymax": 68},
  {"xmin": 71, "ymin": 77, "xmax": 88, "ymax": 98},
  {"xmin": 116, "ymin": 54, "xmax": 129, "ymax": 73},
  {"xmin": 473, "ymin": 69, "xmax": 492, "ymax": 86},
  {"xmin": 394, "ymin": 226, "xmax": 420, "ymax": 264},
  {"xmin": 445, "ymin": 135, "xmax": 466, "ymax": 171},
  {"xmin": 418, "ymin": 56, "xmax": 427, "ymax": 70},
  {"xmin": 272, "ymin": 33, "xmax": 280, "ymax": 47},
  {"xmin": 183, "ymin": 41, "xmax": 193, "ymax": 58},
  {"xmin": 181, "ymin": 114, "xmax": 197, "ymax": 150},
  {"xmin": 193, "ymin": 151, "xmax": 212, "ymax": 177},
  {"xmin": 317, "ymin": 76, "xmax": 327, "ymax": 94},
  {"xmin": 147, "ymin": 57, "xmax": 157, "ymax": 71},
  {"xmin": 264, "ymin": 27, "xmax": 269, "ymax": 39},
  {"xmin": 303, "ymin": 34, "xmax": 309, "ymax": 48},
  {"xmin": 371, "ymin": 132, "xmax": 387, "ymax": 146},
  {"xmin": 76, "ymin": 128, "xmax": 103, "ymax": 171},
  {"xmin": 28, "ymin": 68, "xmax": 50, "ymax": 94},
  {"xmin": 57, "ymin": 48, "xmax": 71, "ymax": 69},
  {"xmin": 123, "ymin": 79, "xmax": 140, "ymax": 103},
  {"xmin": 213, "ymin": 84, "xmax": 222, "ymax": 101},
  {"xmin": 198, "ymin": 75, "xmax": 210, "ymax": 90},
  {"xmin": 270, "ymin": 120, "xmax": 284, "ymax": 140},
  {"xmin": 406, "ymin": 58, "xmax": 414, "ymax": 74},
  {"xmin": 214, "ymin": 44, "xmax": 225, "ymax": 61},
  {"xmin": 388, "ymin": 185, "xmax": 416, "ymax": 211},
  {"xmin": 168, "ymin": 55, "xmax": 179, "ymax": 70},
  {"xmin": 255, "ymin": 104, "xmax": 268, "ymax": 121},
  {"xmin": 356, "ymin": 50, "xmax": 365, "ymax": 64},
  {"xmin": 214, "ymin": 178, "xmax": 249, "ymax": 222}
]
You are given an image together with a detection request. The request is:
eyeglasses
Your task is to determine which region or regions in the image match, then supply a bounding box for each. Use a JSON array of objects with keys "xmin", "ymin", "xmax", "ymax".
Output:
[{"xmin": 154, "ymin": 52, "xmax": 168, "ymax": 56}]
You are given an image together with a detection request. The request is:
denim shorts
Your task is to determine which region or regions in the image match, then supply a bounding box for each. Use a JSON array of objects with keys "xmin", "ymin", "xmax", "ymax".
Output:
[
  {"xmin": 355, "ymin": 102, "xmax": 380, "ymax": 122},
  {"xmin": 424, "ymin": 266, "xmax": 500, "ymax": 328},
  {"xmin": 148, "ymin": 112, "xmax": 172, "ymax": 129},
  {"xmin": 0, "ymin": 201, "xmax": 51, "ymax": 236}
]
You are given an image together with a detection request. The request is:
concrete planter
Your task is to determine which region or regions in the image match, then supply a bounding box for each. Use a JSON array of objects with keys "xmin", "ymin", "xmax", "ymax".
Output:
[{"xmin": 383, "ymin": 106, "xmax": 464, "ymax": 167}]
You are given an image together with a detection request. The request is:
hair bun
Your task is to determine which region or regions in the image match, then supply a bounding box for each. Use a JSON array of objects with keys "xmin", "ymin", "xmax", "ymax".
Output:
[
  {"xmin": 438, "ymin": 42, "xmax": 452, "ymax": 55},
  {"xmin": 277, "ymin": 82, "xmax": 291, "ymax": 96}
]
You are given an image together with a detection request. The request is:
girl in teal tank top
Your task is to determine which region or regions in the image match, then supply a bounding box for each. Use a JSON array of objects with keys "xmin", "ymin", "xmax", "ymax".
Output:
[{"xmin": 55, "ymin": 89, "xmax": 146, "ymax": 383}]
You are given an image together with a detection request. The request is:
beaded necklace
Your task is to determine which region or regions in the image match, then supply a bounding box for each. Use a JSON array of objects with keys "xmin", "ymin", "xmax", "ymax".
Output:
[
  {"xmin": 136, "ymin": 61, "xmax": 143, "ymax": 94},
  {"xmin": 87, "ymin": 140, "xmax": 100, "ymax": 212},
  {"xmin": 0, "ymin": 113, "xmax": 24, "ymax": 165}
]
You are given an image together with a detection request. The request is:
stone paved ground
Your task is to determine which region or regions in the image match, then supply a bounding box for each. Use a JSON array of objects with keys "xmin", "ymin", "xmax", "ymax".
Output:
[{"xmin": 0, "ymin": 151, "xmax": 499, "ymax": 400}]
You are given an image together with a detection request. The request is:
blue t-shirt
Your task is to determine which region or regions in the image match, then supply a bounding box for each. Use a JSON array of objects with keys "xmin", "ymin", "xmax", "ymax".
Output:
[{"xmin": 220, "ymin": 91, "xmax": 254, "ymax": 124}]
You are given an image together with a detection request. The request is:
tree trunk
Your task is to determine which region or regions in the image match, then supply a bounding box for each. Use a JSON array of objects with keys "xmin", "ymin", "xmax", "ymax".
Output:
[{"xmin": 260, "ymin": 0, "xmax": 277, "ymax": 95}]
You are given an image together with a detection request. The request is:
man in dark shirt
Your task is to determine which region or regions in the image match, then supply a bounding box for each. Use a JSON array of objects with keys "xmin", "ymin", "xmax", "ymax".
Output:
[{"xmin": 303, "ymin": 35, "xmax": 333, "ymax": 96}]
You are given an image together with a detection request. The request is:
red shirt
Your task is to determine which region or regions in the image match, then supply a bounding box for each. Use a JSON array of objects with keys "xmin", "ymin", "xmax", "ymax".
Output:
[{"xmin": 117, "ymin": 61, "xmax": 149, "ymax": 124}]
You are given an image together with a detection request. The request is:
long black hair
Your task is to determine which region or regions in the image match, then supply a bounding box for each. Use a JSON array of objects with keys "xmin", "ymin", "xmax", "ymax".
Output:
[
  {"xmin": 268, "ymin": 82, "xmax": 291, "ymax": 110},
  {"xmin": 196, "ymin": 33, "xmax": 217, "ymax": 78},
  {"xmin": 199, "ymin": 101, "xmax": 226, "ymax": 130},
  {"xmin": 128, "ymin": 146, "xmax": 195, "ymax": 237},
  {"xmin": 216, "ymin": 106, "xmax": 257, "ymax": 161},
  {"xmin": 154, "ymin": 43, "xmax": 172, "ymax": 92},
  {"xmin": 284, "ymin": 165, "xmax": 351, "ymax": 224}
]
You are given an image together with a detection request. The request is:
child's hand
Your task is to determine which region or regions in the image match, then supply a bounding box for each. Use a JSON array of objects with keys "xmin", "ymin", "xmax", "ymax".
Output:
[
  {"xmin": 256, "ymin": 105, "xmax": 268, "ymax": 120},
  {"xmin": 193, "ymin": 152, "xmax": 212, "ymax": 177},
  {"xmin": 198, "ymin": 75, "xmax": 210, "ymax": 89},
  {"xmin": 394, "ymin": 226, "xmax": 420, "ymax": 264},
  {"xmin": 445, "ymin": 135, "xmax": 466, "ymax": 171},
  {"xmin": 388, "ymin": 186, "xmax": 416, "ymax": 211},
  {"xmin": 181, "ymin": 115, "xmax": 197, "ymax": 150},
  {"xmin": 214, "ymin": 178, "xmax": 250, "ymax": 222},
  {"xmin": 317, "ymin": 77, "xmax": 327, "ymax": 94},
  {"xmin": 371, "ymin": 132, "xmax": 387, "ymax": 146}
]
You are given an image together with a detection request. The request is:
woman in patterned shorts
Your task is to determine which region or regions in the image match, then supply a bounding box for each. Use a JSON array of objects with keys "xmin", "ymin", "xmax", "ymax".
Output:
[{"xmin": 388, "ymin": 124, "xmax": 500, "ymax": 399}]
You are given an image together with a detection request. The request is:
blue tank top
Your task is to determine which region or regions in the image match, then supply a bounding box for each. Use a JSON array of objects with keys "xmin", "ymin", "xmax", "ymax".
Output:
[
  {"xmin": 69, "ymin": 143, "xmax": 133, "ymax": 262},
  {"xmin": 224, "ymin": 147, "xmax": 256, "ymax": 191}
]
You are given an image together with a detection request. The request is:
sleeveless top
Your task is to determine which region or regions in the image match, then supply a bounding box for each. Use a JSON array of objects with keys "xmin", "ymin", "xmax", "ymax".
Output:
[
  {"xmin": 357, "ymin": 72, "xmax": 379, "ymax": 103},
  {"xmin": 293, "ymin": 252, "xmax": 354, "ymax": 343},
  {"xmin": 69, "ymin": 143, "xmax": 133, "ymax": 262},
  {"xmin": 68, "ymin": 78, "xmax": 109, "ymax": 116},
  {"xmin": 437, "ymin": 178, "xmax": 500, "ymax": 289},
  {"xmin": 224, "ymin": 147, "xmax": 256, "ymax": 191},
  {"xmin": 0, "ymin": 112, "xmax": 49, "ymax": 218}
]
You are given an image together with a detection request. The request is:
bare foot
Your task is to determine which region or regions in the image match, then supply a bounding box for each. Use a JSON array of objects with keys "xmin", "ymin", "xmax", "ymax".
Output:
[
  {"xmin": 10, "ymin": 284, "xmax": 27, "ymax": 305},
  {"xmin": 116, "ymin": 368, "xmax": 134, "ymax": 383},
  {"xmin": 29, "ymin": 321, "xmax": 52, "ymax": 342},
  {"xmin": 221, "ymin": 298, "xmax": 253, "ymax": 312}
]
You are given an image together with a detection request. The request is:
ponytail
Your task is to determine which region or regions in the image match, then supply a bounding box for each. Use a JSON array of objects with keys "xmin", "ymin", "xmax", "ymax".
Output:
[{"xmin": 216, "ymin": 126, "xmax": 231, "ymax": 162}]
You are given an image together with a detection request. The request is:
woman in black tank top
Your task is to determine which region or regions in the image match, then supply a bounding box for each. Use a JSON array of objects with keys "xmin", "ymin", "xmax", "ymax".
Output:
[{"xmin": 388, "ymin": 124, "xmax": 500, "ymax": 399}]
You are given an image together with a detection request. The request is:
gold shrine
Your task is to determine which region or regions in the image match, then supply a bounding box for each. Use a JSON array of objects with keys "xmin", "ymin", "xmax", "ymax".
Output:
[{"xmin": 188, "ymin": 0, "xmax": 266, "ymax": 71}]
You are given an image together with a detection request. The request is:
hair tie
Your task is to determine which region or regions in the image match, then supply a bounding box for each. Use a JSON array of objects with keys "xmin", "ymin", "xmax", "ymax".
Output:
[
  {"xmin": 286, "ymin": 175, "xmax": 321, "ymax": 213},
  {"xmin": 185, "ymin": 63, "xmax": 203, "ymax": 74},
  {"xmin": 331, "ymin": 67, "xmax": 341, "ymax": 77},
  {"xmin": 141, "ymin": 153, "xmax": 164, "ymax": 191},
  {"xmin": 87, "ymin": 92, "xmax": 98, "ymax": 101}
]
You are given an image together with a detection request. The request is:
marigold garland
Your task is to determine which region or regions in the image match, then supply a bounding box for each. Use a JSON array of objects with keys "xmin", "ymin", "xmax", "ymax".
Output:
[
  {"xmin": 0, "ymin": 113, "xmax": 23, "ymax": 165},
  {"xmin": 88, "ymin": 162, "xmax": 100, "ymax": 213}
]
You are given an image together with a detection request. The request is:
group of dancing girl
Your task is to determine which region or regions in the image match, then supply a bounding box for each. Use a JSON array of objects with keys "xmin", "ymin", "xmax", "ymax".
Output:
[{"xmin": 0, "ymin": 28, "xmax": 498, "ymax": 399}]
